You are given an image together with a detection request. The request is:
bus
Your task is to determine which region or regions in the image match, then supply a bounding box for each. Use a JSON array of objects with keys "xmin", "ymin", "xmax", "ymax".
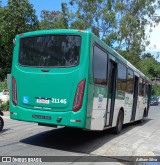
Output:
[{"xmin": 10, "ymin": 29, "xmax": 152, "ymax": 134}]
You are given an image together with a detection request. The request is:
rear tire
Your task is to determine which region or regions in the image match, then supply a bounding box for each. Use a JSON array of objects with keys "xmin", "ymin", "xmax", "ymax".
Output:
[
  {"xmin": 0, "ymin": 116, "xmax": 4, "ymax": 132},
  {"xmin": 114, "ymin": 110, "xmax": 124, "ymax": 134}
]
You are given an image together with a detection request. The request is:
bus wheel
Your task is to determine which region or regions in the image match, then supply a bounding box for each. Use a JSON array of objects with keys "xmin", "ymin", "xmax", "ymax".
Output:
[
  {"xmin": 0, "ymin": 116, "xmax": 4, "ymax": 132},
  {"xmin": 114, "ymin": 110, "xmax": 124, "ymax": 134}
]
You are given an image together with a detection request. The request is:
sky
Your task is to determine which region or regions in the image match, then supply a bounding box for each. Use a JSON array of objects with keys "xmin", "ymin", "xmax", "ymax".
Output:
[
  {"xmin": 29, "ymin": 0, "xmax": 70, "ymax": 19},
  {"xmin": 2, "ymin": 0, "xmax": 70, "ymax": 18},
  {"xmin": 145, "ymin": 23, "xmax": 160, "ymax": 61},
  {"xmin": 1, "ymin": 0, "xmax": 160, "ymax": 61}
]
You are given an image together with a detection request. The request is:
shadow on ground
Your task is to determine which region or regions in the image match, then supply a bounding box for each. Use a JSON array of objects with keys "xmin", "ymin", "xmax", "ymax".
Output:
[
  {"xmin": 0, "ymin": 128, "xmax": 10, "ymax": 134},
  {"xmin": 20, "ymin": 118, "xmax": 152, "ymax": 154}
]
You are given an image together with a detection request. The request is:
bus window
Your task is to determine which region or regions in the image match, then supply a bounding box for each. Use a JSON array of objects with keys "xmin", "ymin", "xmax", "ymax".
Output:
[
  {"xmin": 145, "ymin": 82, "xmax": 149, "ymax": 97},
  {"xmin": 117, "ymin": 63, "xmax": 127, "ymax": 91},
  {"xmin": 142, "ymin": 79, "xmax": 145, "ymax": 96},
  {"xmin": 127, "ymin": 69, "xmax": 134, "ymax": 93},
  {"xmin": 93, "ymin": 46, "xmax": 108, "ymax": 85},
  {"xmin": 19, "ymin": 35, "xmax": 81, "ymax": 67},
  {"xmin": 139, "ymin": 78, "xmax": 145, "ymax": 96},
  {"xmin": 143, "ymin": 80, "xmax": 146, "ymax": 96}
]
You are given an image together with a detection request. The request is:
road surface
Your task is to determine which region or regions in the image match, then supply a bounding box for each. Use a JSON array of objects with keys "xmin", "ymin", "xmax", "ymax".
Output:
[{"xmin": 0, "ymin": 105, "xmax": 160, "ymax": 164}]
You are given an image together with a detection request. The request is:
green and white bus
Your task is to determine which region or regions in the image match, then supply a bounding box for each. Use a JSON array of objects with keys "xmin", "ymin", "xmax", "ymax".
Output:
[{"xmin": 10, "ymin": 29, "xmax": 152, "ymax": 133}]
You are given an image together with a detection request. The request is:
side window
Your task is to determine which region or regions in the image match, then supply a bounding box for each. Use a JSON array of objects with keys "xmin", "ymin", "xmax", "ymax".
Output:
[
  {"xmin": 139, "ymin": 79, "xmax": 145, "ymax": 96},
  {"xmin": 93, "ymin": 45, "xmax": 108, "ymax": 85},
  {"xmin": 117, "ymin": 63, "xmax": 127, "ymax": 91},
  {"xmin": 145, "ymin": 82, "xmax": 148, "ymax": 97},
  {"xmin": 139, "ymin": 78, "xmax": 142, "ymax": 96},
  {"xmin": 139, "ymin": 78, "xmax": 145, "ymax": 96},
  {"xmin": 127, "ymin": 69, "xmax": 134, "ymax": 93},
  {"xmin": 143, "ymin": 80, "xmax": 146, "ymax": 96}
]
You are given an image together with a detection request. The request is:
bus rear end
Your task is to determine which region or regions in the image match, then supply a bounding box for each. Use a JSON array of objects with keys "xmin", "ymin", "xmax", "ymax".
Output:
[{"xmin": 10, "ymin": 30, "xmax": 90, "ymax": 129}]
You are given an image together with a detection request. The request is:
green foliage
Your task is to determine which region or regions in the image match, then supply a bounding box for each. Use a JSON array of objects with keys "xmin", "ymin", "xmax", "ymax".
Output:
[
  {"xmin": 0, "ymin": 0, "xmax": 39, "ymax": 81},
  {"xmin": 138, "ymin": 53, "xmax": 160, "ymax": 78},
  {"xmin": 118, "ymin": 50, "xmax": 140, "ymax": 67},
  {"xmin": 39, "ymin": 3, "xmax": 69, "ymax": 30},
  {"xmin": 68, "ymin": 0, "xmax": 160, "ymax": 61},
  {"xmin": 69, "ymin": 0, "xmax": 117, "ymax": 39},
  {"xmin": 0, "ymin": 100, "xmax": 9, "ymax": 111},
  {"xmin": 152, "ymin": 84, "xmax": 160, "ymax": 96},
  {"xmin": 0, "ymin": 79, "xmax": 7, "ymax": 92}
]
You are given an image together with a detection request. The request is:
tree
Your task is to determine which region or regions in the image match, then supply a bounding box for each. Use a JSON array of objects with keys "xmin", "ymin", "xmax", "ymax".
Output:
[
  {"xmin": 39, "ymin": 3, "xmax": 69, "ymax": 30},
  {"xmin": 138, "ymin": 53, "xmax": 160, "ymax": 78},
  {"xmin": 152, "ymin": 83, "xmax": 160, "ymax": 96},
  {"xmin": 67, "ymin": 0, "xmax": 160, "ymax": 65},
  {"xmin": 0, "ymin": 0, "xmax": 39, "ymax": 80},
  {"xmin": 69, "ymin": 0, "xmax": 117, "ymax": 42}
]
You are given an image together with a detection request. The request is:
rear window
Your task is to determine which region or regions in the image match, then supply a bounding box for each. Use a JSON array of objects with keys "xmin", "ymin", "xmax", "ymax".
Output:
[{"xmin": 19, "ymin": 35, "xmax": 81, "ymax": 67}]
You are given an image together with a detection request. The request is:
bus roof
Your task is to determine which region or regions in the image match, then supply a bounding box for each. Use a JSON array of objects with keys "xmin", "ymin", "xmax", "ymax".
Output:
[{"xmin": 16, "ymin": 29, "xmax": 90, "ymax": 37}]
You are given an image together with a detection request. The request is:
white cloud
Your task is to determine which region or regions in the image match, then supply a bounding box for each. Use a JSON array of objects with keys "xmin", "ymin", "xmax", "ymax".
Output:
[
  {"xmin": 147, "ymin": 23, "xmax": 160, "ymax": 50},
  {"xmin": 146, "ymin": 22, "xmax": 160, "ymax": 62}
]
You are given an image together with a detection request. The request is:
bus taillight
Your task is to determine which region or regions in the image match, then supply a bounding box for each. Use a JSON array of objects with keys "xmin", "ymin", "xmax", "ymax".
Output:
[
  {"xmin": 12, "ymin": 76, "xmax": 18, "ymax": 106},
  {"xmin": 73, "ymin": 79, "xmax": 86, "ymax": 112}
]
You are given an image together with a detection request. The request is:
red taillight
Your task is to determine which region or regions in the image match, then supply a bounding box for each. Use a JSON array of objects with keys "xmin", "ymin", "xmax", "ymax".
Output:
[
  {"xmin": 73, "ymin": 79, "xmax": 86, "ymax": 112},
  {"xmin": 12, "ymin": 76, "xmax": 17, "ymax": 106}
]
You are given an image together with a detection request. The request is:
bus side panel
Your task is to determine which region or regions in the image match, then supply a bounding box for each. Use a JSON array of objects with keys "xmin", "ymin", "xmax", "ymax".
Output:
[
  {"xmin": 136, "ymin": 96, "xmax": 147, "ymax": 121},
  {"xmin": 85, "ymin": 34, "xmax": 108, "ymax": 131},
  {"xmin": 123, "ymin": 93, "xmax": 133, "ymax": 124},
  {"xmin": 112, "ymin": 91, "xmax": 125, "ymax": 127},
  {"xmin": 85, "ymin": 84, "xmax": 94, "ymax": 130},
  {"xmin": 91, "ymin": 86, "xmax": 107, "ymax": 130},
  {"xmin": 85, "ymin": 34, "xmax": 93, "ymax": 130}
]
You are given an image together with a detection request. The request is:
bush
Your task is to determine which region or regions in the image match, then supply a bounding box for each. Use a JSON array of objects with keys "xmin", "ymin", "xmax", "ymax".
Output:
[
  {"xmin": 0, "ymin": 79, "xmax": 7, "ymax": 92},
  {"xmin": 1, "ymin": 101, "xmax": 9, "ymax": 111},
  {"xmin": 152, "ymin": 83, "xmax": 160, "ymax": 96}
]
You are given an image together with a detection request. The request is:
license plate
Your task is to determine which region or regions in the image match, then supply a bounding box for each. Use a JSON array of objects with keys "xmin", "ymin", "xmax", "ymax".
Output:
[
  {"xmin": 32, "ymin": 115, "xmax": 51, "ymax": 120},
  {"xmin": 37, "ymin": 99, "xmax": 49, "ymax": 104}
]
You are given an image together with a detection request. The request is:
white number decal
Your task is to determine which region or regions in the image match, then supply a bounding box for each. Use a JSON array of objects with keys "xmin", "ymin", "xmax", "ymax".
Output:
[{"xmin": 52, "ymin": 98, "xmax": 67, "ymax": 104}]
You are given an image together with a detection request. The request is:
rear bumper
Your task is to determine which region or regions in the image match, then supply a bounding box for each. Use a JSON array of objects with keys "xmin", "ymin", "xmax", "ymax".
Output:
[{"xmin": 10, "ymin": 102, "xmax": 85, "ymax": 128}]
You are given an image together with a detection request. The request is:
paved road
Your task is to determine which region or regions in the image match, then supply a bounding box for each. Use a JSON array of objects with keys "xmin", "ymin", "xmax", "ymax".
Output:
[{"xmin": 0, "ymin": 105, "xmax": 160, "ymax": 164}]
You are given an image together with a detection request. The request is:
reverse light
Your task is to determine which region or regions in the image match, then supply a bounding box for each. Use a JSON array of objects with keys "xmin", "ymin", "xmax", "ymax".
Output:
[
  {"xmin": 12, "ymin": 76, "xmax": 18, "ymax": 106},
  {"xmin": 73, "ymin": 79, "xmax": 86, "ymax": 112}
]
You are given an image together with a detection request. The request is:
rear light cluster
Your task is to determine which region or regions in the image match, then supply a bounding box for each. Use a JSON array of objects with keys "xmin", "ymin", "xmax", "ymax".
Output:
[
  {"xmin": 73, "ymin": 79, "xmax": 86, "ymax": 112},
  {"xmin": 12, "ymin": 76, "xmax": 18, "ymax": 106}
]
